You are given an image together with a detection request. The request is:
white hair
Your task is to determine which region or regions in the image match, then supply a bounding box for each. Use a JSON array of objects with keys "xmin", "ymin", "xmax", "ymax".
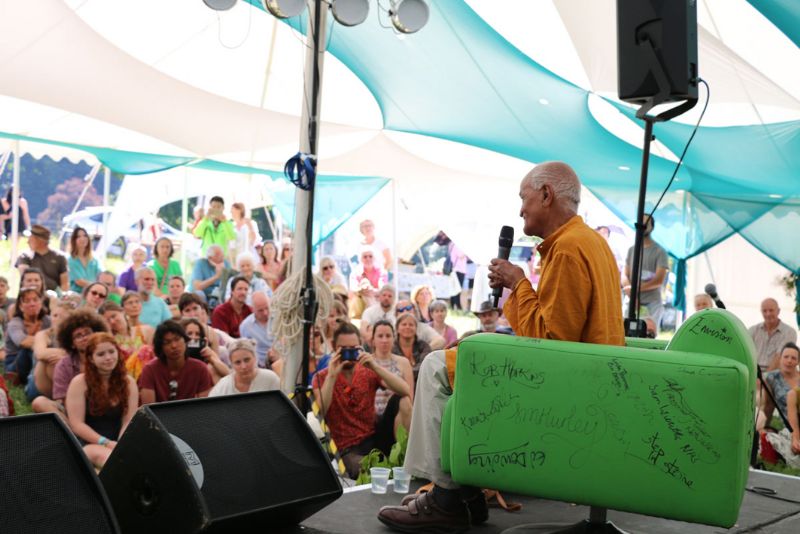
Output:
[
  {"xmin": 235, "ymin": 251, "xmax": 257, "ymax": 269},
  {"xmin": 525, "ymin": 161, "xmax": 581, "ymax": 209},
  {"xmin": 134, "ymin": 266, "xmax": 154, "ymax": 282},
  {"xmin": 206, "ymin": 244, "xmax": 223, "ymax": 258}
]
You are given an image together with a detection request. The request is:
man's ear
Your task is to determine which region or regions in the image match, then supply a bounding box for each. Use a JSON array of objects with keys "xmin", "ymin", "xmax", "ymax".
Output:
[{"xmin": 541, "ymin": 184, "xmax": 553, "ymax": 206}]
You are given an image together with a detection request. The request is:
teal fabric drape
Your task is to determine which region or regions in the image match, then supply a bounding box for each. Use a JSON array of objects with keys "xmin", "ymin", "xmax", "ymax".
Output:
[{"xmin": 0, "ymin": 131, "xmax": 389, "ymax": 247}]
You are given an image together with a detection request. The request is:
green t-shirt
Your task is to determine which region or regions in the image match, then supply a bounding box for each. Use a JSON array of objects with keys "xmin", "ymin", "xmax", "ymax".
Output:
[
  {"xmin": 150, "ymin": 259, "xmax": 183, "ymax": 294},
  {"xmin": 193, "ymin": 217, "xmax": 236, "ymax": 254}
]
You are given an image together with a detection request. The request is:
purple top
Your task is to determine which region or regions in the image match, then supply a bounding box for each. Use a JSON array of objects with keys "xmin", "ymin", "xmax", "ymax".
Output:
[
  {"xmin": 52, "ymin": 353, "xmax": 81, "ymax": 401},
  {"xmin": 118, "ymin": 266, "xmax": 138, "ymax": 292}
]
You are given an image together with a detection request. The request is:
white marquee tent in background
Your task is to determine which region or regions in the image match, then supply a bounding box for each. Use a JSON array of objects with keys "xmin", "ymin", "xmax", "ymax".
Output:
[{"xmin": 1, "ymin": 0, "xmax": 799, "ymax": 326}]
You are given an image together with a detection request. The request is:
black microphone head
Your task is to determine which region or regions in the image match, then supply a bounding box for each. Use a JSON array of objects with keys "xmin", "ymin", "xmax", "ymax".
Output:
[
  {"xmin": 704, "ymin": 283, "xmax": 717, "ymax": 298},
  {"xmin": 499, "ymin": 225, "xmax": 514, "ymax": 248}
]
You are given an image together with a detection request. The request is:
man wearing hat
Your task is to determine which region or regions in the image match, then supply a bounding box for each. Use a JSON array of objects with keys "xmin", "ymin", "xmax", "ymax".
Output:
[
  {"xmin": 473, "ymin": 300, "xmax": 512, "ymax": 335},
  {"xmin": 16, "ymin": 225, "xmax": 68, "ymax": 292}
]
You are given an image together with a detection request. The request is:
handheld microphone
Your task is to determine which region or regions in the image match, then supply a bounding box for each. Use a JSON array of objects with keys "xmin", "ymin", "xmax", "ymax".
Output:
[
  {"xmin": 492, "ymin": 226, "xmax": 515, "ymax": 308},
  {"xmin": 704, "ymin": 283, "xmax": 726, "ymax": 309}
]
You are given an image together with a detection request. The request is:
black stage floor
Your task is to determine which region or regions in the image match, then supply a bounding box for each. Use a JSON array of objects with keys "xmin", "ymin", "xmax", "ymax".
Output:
[{"xmin": 279, "ymin": 469, "xmax": 800, "ymax": 534}]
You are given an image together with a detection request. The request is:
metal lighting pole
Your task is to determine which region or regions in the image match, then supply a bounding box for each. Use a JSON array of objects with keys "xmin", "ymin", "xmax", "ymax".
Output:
[{"xmin": 285, "ymin": 0, "xmax": 328, "ymax": 412}]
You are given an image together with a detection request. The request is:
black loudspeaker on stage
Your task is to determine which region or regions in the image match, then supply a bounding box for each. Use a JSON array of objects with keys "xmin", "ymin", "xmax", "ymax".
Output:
[
  {"xmin": 617, "ymin": 0, "xmax": 698, "ymax": 106},
  {"xmin": 100, "ymin": 391, "xmax": 342, "ymax": 533},
  {"xmin": 0, "ymin": 413, "xmax": 121, "ymax": 534}
]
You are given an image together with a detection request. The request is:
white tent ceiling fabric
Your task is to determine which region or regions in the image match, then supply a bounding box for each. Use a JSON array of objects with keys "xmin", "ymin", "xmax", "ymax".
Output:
[{"xmin": 0, "ymin": 0, "xmax": 363, "ymax": 157}]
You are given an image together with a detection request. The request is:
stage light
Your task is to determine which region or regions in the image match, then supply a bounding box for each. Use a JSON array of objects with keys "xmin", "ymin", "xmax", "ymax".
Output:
[
  {"xmin": 331, "ymin": 0, "xmax": 369, "ymax": 27},
  {"xmin": 203, "ymin": 0, "xmax": 238, "ymax": 10},
  {"xmin": 264, "ymin": 0, "xmax": 307, "ymax": 19},
  {"xmin": 389, "ymin": 0, "xmax": 429, "ymax": 34}
]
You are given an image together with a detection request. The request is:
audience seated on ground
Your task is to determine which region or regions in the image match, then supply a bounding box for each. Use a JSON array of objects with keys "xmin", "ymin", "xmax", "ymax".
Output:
[
  {"xmin": 191, "ymin": 244, "xmax": 229, "ymax": 308},
  {"xmin": 694, "ymin": 293, "xmax": 714, "ymax": 313},
  {"xmin": 318, "ymin": 255, "xmax": 347, "ymax": 289},
  {"xmin": 134, "ymin": 267, "xmax": 172, "ymax": 328},
  {"xmin": 371, "ymin": 320, "xmax": 414, "ymax": 434},
  {"xmin": 429, "ymin": 300, "xmax": 458, "ymax": 347},
  {"xmin": 138, "ymin": 320, "xmax": 213, "ymax": 404},
  {"xmin": 33, "ymin": 298, "xmax": 77, "ymax": 399},
  {"xmin": 68, "ymin": 226, "xmax": 102, "ymax": 294},
  {"xmin": 180, "ymin": 318, "xmax": 230, "ymax": 383},
  {"xmin": 411, "ymin": 285, "xmax": 434, "ymax": 324},
  {"xmin": 393, "ymin": 312, "xmax": 432, "ymax": 381},
  {"xmin": 178, "ymin": 293, "xmax": 231, "ymax": 359},
  {"xmin": 4, "ymin": 287, "xmax": 50, "ymax": 393},
  {"xmin": 97, "ymin": 270, "xmax": 122, "ymax": 305},
  {"xmin": 238, "ymin": 291, "xmax": 275, "ymax": 369},
  {"xmin": 761, "ymin": 342, "xmax": 800, "ymax": 428},
  {"xmin": 118, "ymin": 245, "xmax": 147, "ymax": 293},
  {"xmin": 31, "ymin": 309, "xmax": 109, "ymax": 418},
  {"xmin": 149, "ymin": 237, "xmax": 182, "ymax": 298},
  {"xmin": 312, "ymin": 321, "xmax": 411, "ymax": 479},
  {"xmin": 321, "ymin": 300, "xmax": 349, "ymax": 354},
  {"xmin": 15, "ymin": 224, "xmax": 68, "ymax": 292},
  {"xmin": 164, "ymin": 275, "xmax": 185, "ymax": 318},
  {"xmin": 65, "ymin": 333, "xmax": 137, "ymax": 470},
  {"xmin": 82, "ymin": 282, "xmax": 109, "ymax": 312},
  {"xmin": 257, "ymin": 240, "xmax": 283, "ymax": 292},
  {"xmin": 211, "ymin": 276, "xmax": 252, "ymax": 338},
  {"xmin": 101, "ymin": 301, "xmax": 154, "ymax": 380},
  {"xmin": 209, "ymin": 339, "xmax": 279, "ymax": 396},
  {"xmin": 224, "ymin": 252, "xmax": 271, "ymax": 305}
]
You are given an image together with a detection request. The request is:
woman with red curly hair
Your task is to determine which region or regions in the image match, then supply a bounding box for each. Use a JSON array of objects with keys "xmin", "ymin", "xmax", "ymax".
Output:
[{"xmin": 65, "ymin": 333, "xmax": 138, "ymax": 469}]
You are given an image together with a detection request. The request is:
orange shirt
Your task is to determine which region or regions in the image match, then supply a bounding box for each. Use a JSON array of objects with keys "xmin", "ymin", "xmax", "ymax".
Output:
[{"xmin": 503, "ymin": 215, "xmax": 624, "ymax": 346}]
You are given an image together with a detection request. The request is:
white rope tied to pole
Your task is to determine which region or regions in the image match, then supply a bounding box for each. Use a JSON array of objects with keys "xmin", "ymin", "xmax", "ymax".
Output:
[{"xmin": 269, "ymin": 266, "xmax": 333, "ymax": 349}]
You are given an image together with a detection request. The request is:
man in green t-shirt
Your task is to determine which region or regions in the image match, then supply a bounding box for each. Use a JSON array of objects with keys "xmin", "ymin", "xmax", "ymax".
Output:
[
  {"xmin": 193, "ymin": 196, "xmax": 235, "ymax": 257},
  {"xmin": 97, "ymin": 271, "xmax": 122, "ymax": 305}
]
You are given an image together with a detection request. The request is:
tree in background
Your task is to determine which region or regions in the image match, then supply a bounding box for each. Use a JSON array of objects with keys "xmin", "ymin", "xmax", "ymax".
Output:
[{"xmin": 37, "ymin": 177, "xmax": 103, "ymax": 231}]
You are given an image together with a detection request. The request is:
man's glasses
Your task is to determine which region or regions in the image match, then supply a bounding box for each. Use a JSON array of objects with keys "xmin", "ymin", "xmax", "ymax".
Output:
[
  {"xmin": 168, "ymin": 380, "xmax": 178, "ymax": 400},
  {"xmin": 89, "ymin": 290, "xmax": 108, "ymax": 298},
  {"xmin": 396, "ymin": 304, "xmax": 414, "ymax": 313},
  {"xmin": 322, "ymin": 265, "xmax": 334, "ymax": 271}
]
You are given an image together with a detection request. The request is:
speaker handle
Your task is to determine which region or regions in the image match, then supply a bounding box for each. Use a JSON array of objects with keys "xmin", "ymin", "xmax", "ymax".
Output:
[{"xmin": 635, "ymin": 37, "xmax": 698, "ymax": 122}]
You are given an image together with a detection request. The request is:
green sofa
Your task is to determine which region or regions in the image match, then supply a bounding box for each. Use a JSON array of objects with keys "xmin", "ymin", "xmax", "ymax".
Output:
[{"xmin": 440, "ymin": 309, "xmax": 756, "ymax": 528}]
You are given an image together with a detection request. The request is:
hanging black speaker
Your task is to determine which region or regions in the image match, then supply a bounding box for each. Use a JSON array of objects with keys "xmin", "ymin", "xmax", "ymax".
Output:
[
  {"xmin": 0, "ymin": 413, "xmax": 120, "ymax": 534},
  {"xmin": 99, "ymin": 391, "xmax": 342, "ymax": 533},
  {"xmin": 617, "ymin": 0, "xmax": 698, "ymax": 105}
]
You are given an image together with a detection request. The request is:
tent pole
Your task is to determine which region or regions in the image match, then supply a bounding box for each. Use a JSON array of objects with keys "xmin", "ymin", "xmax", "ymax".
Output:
[
  {"xmin": 285, "ymin": 0, "xmax": 328, "ymax": 412},
  {"xmin": 10, "ymin": 140, "xmax": 21, "ymax": 268},
  {"xmin": 100, "ymin": 167, "xmax": 111, "ymax": 263},
  {"xmin": 181, "ymin": 167, "xmax": 189, "ymax": 273}
]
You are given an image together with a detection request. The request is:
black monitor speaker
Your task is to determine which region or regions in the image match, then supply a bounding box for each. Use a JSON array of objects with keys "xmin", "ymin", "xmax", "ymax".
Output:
[
  {"xmin": 0, "ymin": 413, "xmax": 120, "ymax": 534},
  {"xmin": 100, "ymin": 391, "xmax": 342, "ymax": 533},
  {"xmin": 617, "ymin": 0, "xmax": 698, "ymax": 105}
]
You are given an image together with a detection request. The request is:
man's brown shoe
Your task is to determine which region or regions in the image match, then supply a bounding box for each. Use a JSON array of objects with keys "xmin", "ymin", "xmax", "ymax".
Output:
[
  {"xmin": 401, "ymin": 491, "xmax": 488, "ymax": 525},
  {"xmin": 378, "ymin": 491, "xmax": 470, "ymax": 533}
]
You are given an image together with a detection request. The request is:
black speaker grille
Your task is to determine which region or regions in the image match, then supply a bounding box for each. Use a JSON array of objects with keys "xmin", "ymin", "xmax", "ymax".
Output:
[
  {"xmin": 150, "ymin": 392, "xmax": 338, "ymax": 520},
  {"xmin": 0, "ymin": 415, "xmax": 117, "ymax": 533}
]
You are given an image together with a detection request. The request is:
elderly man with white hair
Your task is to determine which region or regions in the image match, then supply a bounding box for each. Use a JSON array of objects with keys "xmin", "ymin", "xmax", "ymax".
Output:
[
  {"xmin": 191, "ymin": 244, "xmax": 230, "ymax": 307},
  {"xmin": 224, "ymin": 252, "xmax": 272, "ymax": 306},
  {"xmin": 238, "ymin": 291, "xmax": 277, "ymax": 370},
  {"xmin": 135, "ymin": 267, "xmax": 172, "ymax": 328},
  {"xmin": 378, "ymin": 162, "xmax": 624, "ymax": 533}
]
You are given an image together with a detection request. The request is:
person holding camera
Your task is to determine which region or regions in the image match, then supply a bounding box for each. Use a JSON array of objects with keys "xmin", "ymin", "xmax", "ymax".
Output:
[
  {"xmin": 192, "ymin": 196, "xmax": 236, "ymax": 256},
  {"xmin": 313, "ymin": 321, "xmax": 411, "ymax": 479},
  {"xmin": 180, "ymin": 318, "xmax": 230, "ymax": 384},
  {"xmin": 138, "ymin": 321, "xmax": 213, "ymax": 404}
]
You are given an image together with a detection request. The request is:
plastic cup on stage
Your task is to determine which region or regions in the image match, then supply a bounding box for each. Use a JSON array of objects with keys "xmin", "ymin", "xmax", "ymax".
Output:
[
  {"xmin": 370, "ymin": 467, "xmax": 391, "ymax": 494},
  {"xmin": 392, "ymin": 467, "xmax": 411, "ymax": 494}
]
